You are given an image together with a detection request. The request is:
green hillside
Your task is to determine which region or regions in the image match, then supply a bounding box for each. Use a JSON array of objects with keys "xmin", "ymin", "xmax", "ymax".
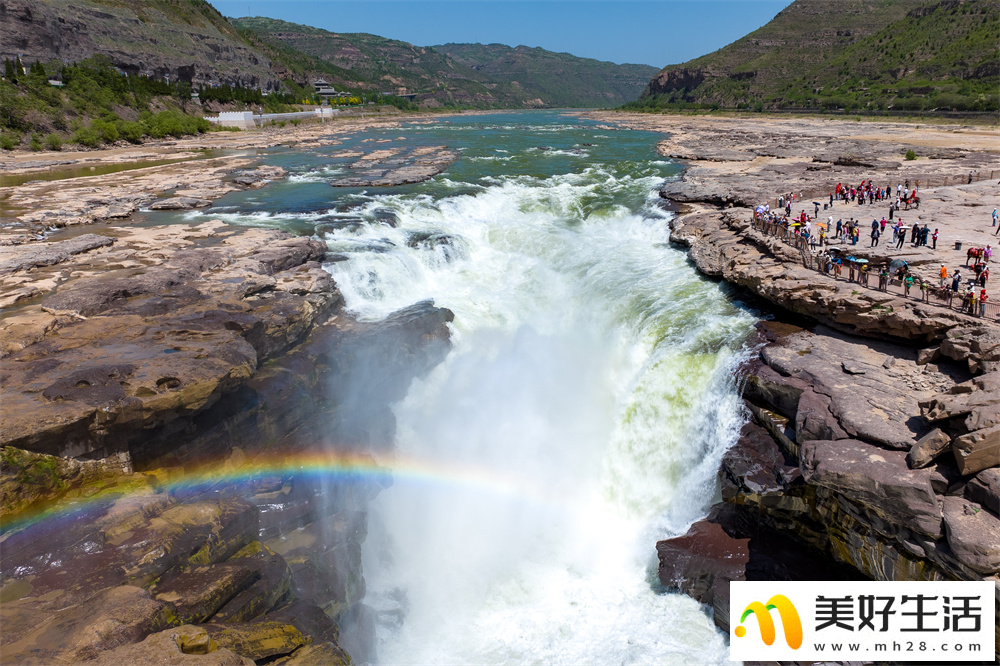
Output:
[
  {"xmin": 0, "ymin": 2, "xmax": 330, "ymax": 150},
  {"xmin": 234, "ymin": 17, "xmax": 657, "ymax": 108},
  {"xmin": 0, "ymin": 0, "xmax": 278, "ymax": 88},
  {"xmin": 432, "ymin": 43, "xmax": 658, "ymax": 107},
  {"xmin": 631, "ymin": 0, "xmax": 1000, "ymax": 113},
  {"xmin": 233, "ymin": 17, "xmax": 494, "ymax": 106}
]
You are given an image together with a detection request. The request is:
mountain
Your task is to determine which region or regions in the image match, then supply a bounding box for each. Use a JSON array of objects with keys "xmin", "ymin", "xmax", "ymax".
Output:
[
  {"xmin": 632, "ymin": 0, "xmax": 1000, "ymax": 112},
  {"xmin": 0, "ymin": 0, "xmax": 279, "ymax": 89},
  {"xmin": 233, "ymin": 17, "xmax": 658, "ymax": 108},
  {"xmin": 0, "ymin": 2, "xmax": 657, "ymax": 109},
  {"xmin": 432, "ymin": 43, "xmax": 658, "ymax": 108},
  {"xmin": 232, "ymin": 16, "xmax": 487, "ymax": 103}
]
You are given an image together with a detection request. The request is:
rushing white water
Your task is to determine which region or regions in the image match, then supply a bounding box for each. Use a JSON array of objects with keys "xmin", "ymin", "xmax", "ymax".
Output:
[
  {"xmin": 317, "ymin": 153, "xmax": 757, "ymax": 664},
  {"xmin": 129, "ymin": 112, "xmax": 755, "ymax": 664}
]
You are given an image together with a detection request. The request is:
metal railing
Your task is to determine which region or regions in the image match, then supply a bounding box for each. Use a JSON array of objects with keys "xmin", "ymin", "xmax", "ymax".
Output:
[{"xmin": 750, "ymin": 217, "xmax": 1000, "ymax": 321}]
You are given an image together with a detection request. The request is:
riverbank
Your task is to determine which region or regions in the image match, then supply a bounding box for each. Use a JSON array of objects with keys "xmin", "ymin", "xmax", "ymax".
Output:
[
  {"xmin": 0, "ymin": 111, "xmax": 465, "ymax": 663},
  {"xmin": 593, "ymin": 111, "xmax": 1000, "ymax": 658},
  {"xmin": 0, "ymin": 111, "xmax": 458, "ymax": 243}
]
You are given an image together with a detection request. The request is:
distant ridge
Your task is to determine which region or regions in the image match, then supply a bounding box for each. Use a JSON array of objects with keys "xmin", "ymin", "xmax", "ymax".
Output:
[
  {"xmin": 631, "ymin": 0, "xmax": 999, "ymax": 113},
  {"xmin": 234, "ymin": 17, "xmax": 658, "ymax": 108},
  {"xmin": 433, "ymin": 43, "xmax": 659, "ymax": 108},
  {"xmin": 0, "ymin": 2, "xmax": 656, "ymax": 109}
]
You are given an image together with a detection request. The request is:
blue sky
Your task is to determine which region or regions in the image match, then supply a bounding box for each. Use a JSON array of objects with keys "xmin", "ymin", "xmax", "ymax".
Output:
[{"xmin": 212, "ymin": 0, "xmax": 792, "ymax": 68}]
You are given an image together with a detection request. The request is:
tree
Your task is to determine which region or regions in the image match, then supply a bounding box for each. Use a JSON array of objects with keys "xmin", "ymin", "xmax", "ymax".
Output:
[
  {"xmin": 4, "ymin": 59, "xmax": 16, "ymax": 83},
  {"xmin": 0, "ymin": 80, "xmax": 25, "ymax": 129}
]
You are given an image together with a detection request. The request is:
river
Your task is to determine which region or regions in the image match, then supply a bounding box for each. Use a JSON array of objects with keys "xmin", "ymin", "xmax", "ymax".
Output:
[{"xmin": 181, "ymin": 110, "xmax": 757, "ymax": 664}]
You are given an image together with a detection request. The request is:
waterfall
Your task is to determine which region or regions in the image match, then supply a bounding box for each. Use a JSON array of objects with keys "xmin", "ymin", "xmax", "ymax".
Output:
[{"xmin": 316, "ymin": 138, "xmax": 757, "ymax": 664}]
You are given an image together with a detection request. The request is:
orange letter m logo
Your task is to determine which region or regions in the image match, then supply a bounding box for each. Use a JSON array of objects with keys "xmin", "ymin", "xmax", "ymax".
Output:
[{"xmin": 734, "ymin": 594, "xmax": 803, "ymax": 649}]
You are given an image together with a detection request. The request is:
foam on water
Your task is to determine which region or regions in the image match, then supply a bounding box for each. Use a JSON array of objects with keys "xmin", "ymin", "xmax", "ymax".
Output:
[
  {"xmin": 467, "ymin": 155, "xmax": 515, "ymax": 162},
  {"xmin": 319, "ymin": 150, "xmax": 756, "ymax": 664},
  {"xmin": 287, "ymin": 164, "xmax": 347, "ymax": 183}
]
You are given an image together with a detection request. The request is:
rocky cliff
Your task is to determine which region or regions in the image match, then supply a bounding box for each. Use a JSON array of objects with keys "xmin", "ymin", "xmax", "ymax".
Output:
[
  {"xmin": 0, "ymin": 145, "xmax": 454, "ymax": 662},
  {"xmin": 632, "ymin": 113, "xmax": 1000, "ymax": 659},
  {"xmin": 0, "ymin": 0, "xmax": 278, "ymax": 88}
]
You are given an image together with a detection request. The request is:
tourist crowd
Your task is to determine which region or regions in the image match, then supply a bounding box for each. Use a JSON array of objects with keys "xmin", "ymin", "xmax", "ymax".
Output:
[{"xmin": 752, "ymin": 177, "xmax": 997, "ymax": 319}]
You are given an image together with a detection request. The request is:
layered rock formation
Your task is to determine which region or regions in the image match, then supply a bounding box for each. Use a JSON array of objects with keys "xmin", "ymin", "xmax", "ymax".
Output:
[{"xmin": 1, "ymin": 153, "xmax": 455, "ymax": 661}]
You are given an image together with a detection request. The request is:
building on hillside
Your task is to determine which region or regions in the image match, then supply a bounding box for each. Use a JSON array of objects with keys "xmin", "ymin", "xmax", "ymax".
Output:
[{"xmin": 313, "ymin": 80, "xmax": 352, "ymax": 101}]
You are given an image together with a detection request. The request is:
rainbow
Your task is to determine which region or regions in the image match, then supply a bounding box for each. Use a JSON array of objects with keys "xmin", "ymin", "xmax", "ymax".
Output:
[{"xmin": 1, "ymin": 449, "xmax": 558, "ymax": 536}]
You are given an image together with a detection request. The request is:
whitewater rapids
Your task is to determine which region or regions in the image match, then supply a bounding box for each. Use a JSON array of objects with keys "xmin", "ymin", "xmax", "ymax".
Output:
[
  {"xmin": 324, "ymin": 152, "xmax": 755, "ymax": 663},
  {"xmin": 188, "ymin": 113, "xmax": 758, "ymax": 664}
]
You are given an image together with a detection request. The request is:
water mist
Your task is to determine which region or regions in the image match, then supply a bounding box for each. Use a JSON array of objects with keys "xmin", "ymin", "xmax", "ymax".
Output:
[{"xmin": 293, "ymin": 113, "xmax": 757, "ymax": 664}]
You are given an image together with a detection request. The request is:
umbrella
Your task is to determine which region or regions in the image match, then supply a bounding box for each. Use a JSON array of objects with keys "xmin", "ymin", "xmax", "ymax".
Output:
[
  {"xmin": 889, "ymin": 259, "xmax": 909, "ymax": 272},
  {"xmin": 790, "ymin": 222, "xmax": 802, "ymax": 227},
  {"xmin": 855, "ymin": 258, "xmax": 869, "ymax": 264},
  {"xmin": 815, "ymin": 222, "xmax": 828, "ymax": 230},
  {"xmin": 846, "ymin": 256, "xmax": 858, "ymax": 262},
  {"xmin": 813, "ymin": 201, "xmax": 822, "ymax": 206}
]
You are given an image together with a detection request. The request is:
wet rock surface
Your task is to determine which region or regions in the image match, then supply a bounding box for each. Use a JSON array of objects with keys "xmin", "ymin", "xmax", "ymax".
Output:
[
  {"xmin": 1, "ymin": 445, "xmax": 135, "ymax": 517},
  {"xmin": 656, "ymin": 503, "xmax": 864, "ymax": 635},
  {"xmin": 201, "ymin": 620, "xmax": 307, "ymax": 661},
  {"xmin": 87, "ymin": 625, "xmax": 255, "ymax": 666},
  {"xmin": 272, "ymin": 641, "xmax": 352, "ymax": 665},
  {"xmin": 329, "ymin": 144, "xmax": 459, "ymax": 187},
  {"xmin": 0, "ymin": 585, "xmax": 174, "ymax": 664},
  {"xmin": 0, "ymin": 163, "xmax": 286, "ymax": 245},
  {"xmin": 0, "ymin": 291, "xmax": 452, "ymax": 662}
]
